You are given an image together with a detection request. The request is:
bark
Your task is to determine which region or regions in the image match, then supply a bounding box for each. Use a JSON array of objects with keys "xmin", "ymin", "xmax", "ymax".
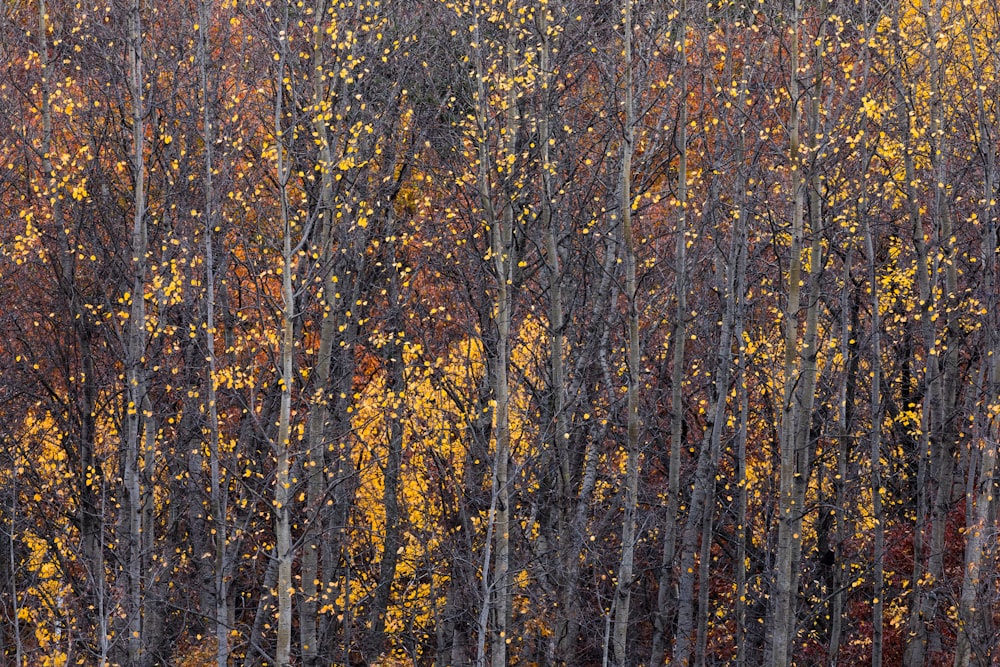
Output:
[
  {"xmin": 896, "ymin": 45, "xmax": 931, "ymax": 665},
  {"xmin": 123, "ymin": 2, "xmax": 149, "ymax": 662},
  {"xmin": 612, "ymin": 1, "xmax": 640, "ymax": 663},
  {"xmin": 954, "ymin": 10, "xmax": 999, "ymax": 660},
  {"xmin": 735, "ymin": 272, "xmax": 750, "ymax": 667},
  {"xmin": 924, "ymin": 5, "xmax": 961, "ymax": 650},
  {"xmin": 829, "ymin": 262, "xmax": 859, "ymax": 667},
  {"xmin": 301, "ymin": 1, "xmax": 337, "ymax": 660},
  {"xmin": 954, "ymin": 355, "xmax": 1000, "ymax": 667},
  {"xmin": 555, "ymin": 234, "xmax": 620, "ymax": 665},
  {"xmin": 897, "ymin": 1, "xmax": 958, "ymax": 653},
  {"xmin": 864, "ymin": 210, "xmax": 886, "ymax": 667},
  {"xmin": 534, "ymin": 7, "xmax": 572, "ymax": 660},
  {"xmin": 318, "ymin": 252, "xmax": 365, "ymax": 663},
  {"xmin": 367, "ymin": 213, "xmax": 406, "ymax": 662},
  {"xmin": 829, "ymin": 8, "xmax": 874, "ymax": 655},
  {"xmin": 769, "ymin": 0, "xmax": 827, "ymax": 660},
  {"xmin": 694, "ymin": 473, "xmax": 713, "ymax": 667},
  {"xmin": 197, "ymin": 0, "xmax": 230, "ymax": 661},
  {"xmin": 673, "ymin": 197, "xmax": 742, "ymax": 667},
  {"xmin": 652, "ymin": 1, "xmax": 687, "ymax": 658},
  {"xmin": 245, "ymin": 553, "xmax": 280, "ymax": 667},
  {"xmin": 6, "ymin": 460, "xmax": 24, "ymax": 667},
  {"xmin": 781, "ymin": 38, "xmax": 828, "ymax": 663},
  {"xmin": 768, "ymin": 0, "xmax": 805, "ymax": 660},
  {"xmin": 469, "ymin": 5, "xmax": 517, "ymax": 664},
  {"xmin": 36, "ymin": 2, "xmax": 108, "ymax": 659},
  {"xmin": 726, "ymin": 44, "xmax": 754, "ymax": 667},
  {"xmin": 273, "ymin": 4, "xmax": 294, "ymax": 663}
]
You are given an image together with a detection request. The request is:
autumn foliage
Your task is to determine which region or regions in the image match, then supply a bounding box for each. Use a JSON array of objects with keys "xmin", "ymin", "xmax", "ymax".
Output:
[{"xmin": 1, "ymin": 0, "xmax": 999, "ymax": 665}]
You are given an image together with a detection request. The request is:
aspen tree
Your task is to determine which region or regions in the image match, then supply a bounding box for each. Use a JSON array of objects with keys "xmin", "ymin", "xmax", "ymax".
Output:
[
  {"xmin": 922, "ymin": 1, "xmax": 961, "ymax": 654},
  {"xmin": 4, "ymin": 462, "xmax": 23, "ymax": 666},
  {"xmin": 864, "ymin": 199, "xmax": 886, "ymax": 667},
  {"xmin": 781, "ymin": 10, "xmax": 827, "ymax": 661},
  {"xmin": 271, "ymin": 1, "xmax": 295, "ymax": 661},
  {"xmin": 196, "ymin": 0, "xmax": 229, "ymax": 662},
  {"xmin": 530, "ymin": 3, "xmax": 586, "ymax": 661},
  {"xmin": 31, "ymin": 1, "xmax": 109, "ymax": 662},
  {"xmin": 669, "ymin": 45, "xmax": 757, "ymax": 659},
  {"xmin": 727, "ymin": 38, "xmax": 757, "ymax": 667},
  {"xmin": 300, "ymin": 2, "xmax": 336, "ymax": 661},
  {"xmin": 892, "ymin": 0, "xmax": 960, "ymax": 658},
  {"xmin": 852, "ymin": 6, "xmax": 883, "ymax": 663},
  {"xmin": 475, "ymin": 2, "xmax": 516, "ymax": 661},
  {"xmin": 888, "ymin": 8, "xmax": 934, "ymax": 662},
  {"xmin": 651, "ymin": 0, "xmax": 688, "ymax": 657},
  {"xmin": 465, "ymin": 2, "xmax": 520, "ymax": 664},
  {"xmin": 828, "ymin": 12, "xmax": 873, "ymax": 657},
  {"xmin": 123, "ymin": 0, "xmax": 151, "ymax": 661},
  {"xmin": 769, "ymin": 0, "xmax": 827, "ymax": 660},
  {"xmin": 534, "ymin": 8, "xmax": 571, "ymax": 658},
  {"xmin": 734, "ymin": 237, "xmax": 751, "ymax": 667},
  {"xmin": 954, "ymin": 5, "xmax": 1000, "ymax": 663},
  {"xmin": 366, "ymin": 104, "xmax": 412, "ymax": 664},
  {"xmin": 611, "ymin": 0, "xmax": 641, "ymax": 662},
  {"xmin": 672, "ymin": 197, "xmax": 743, "ymax": 667}
]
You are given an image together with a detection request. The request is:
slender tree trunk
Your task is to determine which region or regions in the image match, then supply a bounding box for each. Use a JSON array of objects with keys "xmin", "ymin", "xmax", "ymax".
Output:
[
  {"xmin": 769, "ymin": 2, "xmax": 827, "ymax": 662},
  {"xmin": 6, "ymin": 460, "xmax": 23, "ymax": 667},
  {"xmin": 36, "ymin": 1, "xmax": 107, "ymax": 658},
  {"xmin": 124, "ymin": 2, "xmax": 148, "ymax": 662},
  {"xmin": 487, "ymin": 87, "xmax": 514, "ymax": 667},
  {"xmin": 954, "ymin": 13, "xmax": 999, "ymax": 660},
  {"xmin": 301, "ymin": 1, "xmax": 336, "ymax": 660},
  {"xmin": 735, "ymin": 255, "xmax": 750, "ymax": 667},
  {"xmin": 652, "ymin": 3, "xmax": 687, "ymax": 659},
  {"xmin": 273, "ymin": 4, "xmax": 294, "ymax": 662},
  {"xmin": 673, "ymin": 201, "xmax": 741, "ymax": 667},
  {"xmin": 612, "ymin": 1, "xmax": 640, "ymax": 663},
  {"xmin": 469, "ymin": 5, "xmax": 516, "ymax": 664},
  {"xmin": 901, "ymin": 2, "xmax": 960, "ymax": 660},
  {"xmin": 864, "ymin": 210, "xmax": 885, "ymax": 667},
  {"xmin": 829, "ymin": 261, "xmax": 859, "ymax": 667},
  {"xmin": 782, "ymin": 43, "xmax": 827, "ymax": 664},
  {"xmin": 896, "ymin": 46, "xmax": 931, "ymax": 664},
  {"xmin": 317, "ymin": 195, "xmax": 364, "ymax": 665},
  {"xmin": 556, "ymin": 235, "xmax": 620, "ymax": 665},
  {"xmin": 533, "ymin": 8, "xmax": 584, "ymax": 663},
  {"xmin": 925, "ymin": 21, "xmax": 960, "ymax": 659},
  {"xmin": 694, "ymin": 487, "xmax": 712, "ymax": 667},
  {"xmin": 533, "ymin": 8, "xmax": 571, "ymax": 660},
  {"xmin": 830, "ymin": 10, "xmax": 873, "ymax": 657},
  {"xmin": 726, "ymin": 52, "xmax": 753, "ymax": 667},
  {"xmin": 367, "ymin": 211, "xmax": 406, "ymax": 662},
  {"xmin": 954, "ymin": 352, "xmax": 999, "ymax": 667},
  {"xmin": 197, "ymin": 2, "xmax": 229, "ymax": 662},
  {"xmin": 769, "ymin": 0, "xmax": 805, "ymax": 661}
]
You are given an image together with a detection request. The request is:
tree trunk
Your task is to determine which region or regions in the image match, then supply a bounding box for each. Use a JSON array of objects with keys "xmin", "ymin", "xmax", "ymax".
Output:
[
  {"xmin": 612, "ymin": 1, "xmax": 640, "ymax": 663},
  {"xmin": 301, "ymin": 1, "xmax": 337, "ymax": 660},
  {"xmin": 954, "ymin": 10, "xmax": 999, "ymax": 659},
  {"xmin": 673, "ymin": 198, "xmax": 741, "ymax": 667},
  {"xmin": 124, "ymin": 2, "xmax": 149, "ymax": 662},
  {"xmin": 652, "ymin": 2, "xmax": 687, "ymax": 659},
  {"xmin": 273, "ymin": 4, "xmax": 294, "ymax": 662},
  {"xmin": 769, "ymin": 0, "xmax": 805, "ymax": 660},
  {"xmin": 469, "ymin": 7, "xmax": 518, "ymax": 664},
  {"xmin": 195, "ymin": 2, "xmax": 229, "ymax": 664},
  {"xmin": 864, "ymin": 208, "xmax": 886, "ymax": 667},
  {"xmin": 367, "ymin": 212, "xmax": 406, "ymax": 662}
]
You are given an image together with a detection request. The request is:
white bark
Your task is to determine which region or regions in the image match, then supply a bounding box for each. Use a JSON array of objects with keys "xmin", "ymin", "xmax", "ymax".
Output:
[{"xmin": 612, "ymin": 1, "xmax": 640, "ymax": 663}]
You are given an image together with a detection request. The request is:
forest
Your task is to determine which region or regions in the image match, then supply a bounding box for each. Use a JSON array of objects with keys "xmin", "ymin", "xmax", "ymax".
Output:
[{"xmin": 0, "ymin": 0, "xmax": 998, "ymax": 664}]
